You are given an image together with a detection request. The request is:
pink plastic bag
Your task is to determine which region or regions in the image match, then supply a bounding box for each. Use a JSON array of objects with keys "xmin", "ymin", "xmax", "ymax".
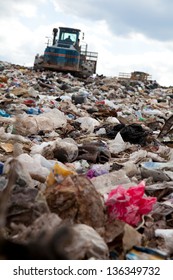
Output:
[{"xmin": 105, "ymin": 181, "xmax": 157, "ymax": 226}]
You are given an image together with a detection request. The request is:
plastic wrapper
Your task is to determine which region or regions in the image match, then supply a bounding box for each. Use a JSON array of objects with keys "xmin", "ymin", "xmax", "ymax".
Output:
[
  {"xmin": 46, "ymin": 162, "xmax": 77, "ymax": 186},
  {"xmin": 86, "ymin": 163, "xmax": 110, "ymax": 179},
  {"xmin": 105, "ymin": 181, "xmax": 157, "ymax": 226}
]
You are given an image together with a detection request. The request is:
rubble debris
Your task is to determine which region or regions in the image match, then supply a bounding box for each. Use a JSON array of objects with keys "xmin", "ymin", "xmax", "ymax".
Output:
[{"xmin": 1, "ymin": 60, "xmax": 173, "ymax": 259}]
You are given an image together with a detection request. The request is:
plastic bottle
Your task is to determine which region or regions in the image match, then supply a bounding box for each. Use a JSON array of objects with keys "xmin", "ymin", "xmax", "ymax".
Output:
[{"xmin": 135, "ymin": 110, "xmax": 145, "ymax": 121}]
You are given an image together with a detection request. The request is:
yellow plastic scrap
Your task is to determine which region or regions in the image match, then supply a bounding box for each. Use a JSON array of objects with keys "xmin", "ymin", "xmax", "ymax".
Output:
[
  {"xmin": 46, "ymin": 162, "xmax": 77, "ymax": 187},
  {"xmin": 46, "ymin": 171, "xmax": 55, "ymax": 187}
]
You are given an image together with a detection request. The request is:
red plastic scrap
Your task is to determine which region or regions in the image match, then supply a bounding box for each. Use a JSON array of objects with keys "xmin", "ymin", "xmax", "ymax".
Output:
[
  {"xmin": 95, "ymin": 100, "xmax": 105, "ymax": 105},
  {"xmin": 105, "ymin": 181, "xmax": 157, "ymax": 226},
  {"xmin": 23, "ymin": 99, "xmax": 36, "ymax": 106}
]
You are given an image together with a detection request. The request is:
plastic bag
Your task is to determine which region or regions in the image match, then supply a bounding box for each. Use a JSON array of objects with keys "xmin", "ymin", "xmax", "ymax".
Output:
[
  {"xmin": 75, "ymin": 117, "xmax": 100, "ymax": 133},
  {"xmin": 86, "ymin": 163, "xmax": 110, "ymax": 179},
  {"xmin": 15, "ymin": 109, "xmax": 67, "ymax": 136},
  {"xmin": 108, "ymin": 132, "xmax": 129, "ymax": 154},
  {"xmin": 15, "ymin": 153, "xmax": 50, "ymax": 182},
  {"xmin": 105, "ymin": 181, "xmax": 157, "ymax": 226},
  {"xmin": 45, "ymin": 175, "xmax": 105, "ymax": 232},
  {"xmin": 65, "ymin": 224, "xmax": 109, "ymax": 260},
  {"xmin": 155, "ymin": 229, "xmax": 173, "ymax": 254}
]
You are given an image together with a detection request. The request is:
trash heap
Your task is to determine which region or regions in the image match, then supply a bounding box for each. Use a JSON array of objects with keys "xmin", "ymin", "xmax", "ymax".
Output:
[{"xmin": 1, "ymin": 60, "xmax": 173, "ymax": 260}]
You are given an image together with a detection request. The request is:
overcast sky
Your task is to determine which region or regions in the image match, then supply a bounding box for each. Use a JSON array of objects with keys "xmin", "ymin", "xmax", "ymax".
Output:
[{"xmin": 1, "ymin": 0, "xmax": 173, "ymax": 86}]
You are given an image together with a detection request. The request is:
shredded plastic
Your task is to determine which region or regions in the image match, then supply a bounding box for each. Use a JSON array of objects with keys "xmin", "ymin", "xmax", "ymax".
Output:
[{"xmin": 105, "ymin": 181, "xmax": 157, "ymax": 226}]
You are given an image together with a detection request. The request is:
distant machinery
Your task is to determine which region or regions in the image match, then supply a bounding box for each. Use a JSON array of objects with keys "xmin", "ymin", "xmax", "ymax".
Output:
[{"xmin": 118, "ymin": 71, "xmax": 152, "ymax": 82}]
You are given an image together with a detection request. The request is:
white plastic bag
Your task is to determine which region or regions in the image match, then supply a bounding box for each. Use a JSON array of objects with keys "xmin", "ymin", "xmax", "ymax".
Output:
[
  {"xmin": 76, "ymin": 117, "xmax": 100, "ymax": 133},
  {"xmin": 108, "ymin": 132, "xmax": 129, "ymax": 154},
  {"xmin": 155, "ymin": 229, "xmax": 173, "ymax": 253},
  {"xmin": 15, "ymin": 109, "xmax": 67, "ymax": 136}
]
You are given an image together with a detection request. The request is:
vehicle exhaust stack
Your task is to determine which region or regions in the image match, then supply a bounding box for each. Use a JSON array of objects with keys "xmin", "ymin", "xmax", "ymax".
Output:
[{"xmin": 52, "ymin": 28, "xmax": 58, "ymax": 45}]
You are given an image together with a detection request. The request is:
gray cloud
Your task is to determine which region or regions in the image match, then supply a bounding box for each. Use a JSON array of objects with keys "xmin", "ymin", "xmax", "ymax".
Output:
[
  {"xmin": 0, "ymin": 0, "xmax": 43, "ymax": 18},
  {"xmin": 2, "ymin": 0, "xmax": 173, "ymax": 41},
  {"xmin": 52, "ymin": 0, "xmax": 173, "ymax": 41}
]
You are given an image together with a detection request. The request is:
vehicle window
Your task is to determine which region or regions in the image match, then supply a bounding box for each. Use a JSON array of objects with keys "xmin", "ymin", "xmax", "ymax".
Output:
[{"xmin": 60, "ymin": 32, "xmax": 77, "ymax": 42}]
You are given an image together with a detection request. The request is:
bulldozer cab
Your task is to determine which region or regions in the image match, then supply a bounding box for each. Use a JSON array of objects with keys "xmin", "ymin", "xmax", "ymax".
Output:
[{"xmin": 57, "ymin": 27, "xmax": 80, "ymax": 48}]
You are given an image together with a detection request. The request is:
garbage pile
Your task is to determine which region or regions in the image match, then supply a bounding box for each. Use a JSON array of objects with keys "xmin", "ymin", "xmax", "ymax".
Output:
[{"xmin": 1, "ymin": 60, "xmax": 173, "ymax": 260}]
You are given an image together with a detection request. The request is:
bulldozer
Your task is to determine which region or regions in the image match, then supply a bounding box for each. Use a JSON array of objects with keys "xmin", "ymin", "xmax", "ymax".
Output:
[
  {"xmin": 34, "ymin": 27, "xmax": 98, "ymax": 77},
  {"xmin": 118, "ymin": 71, "xmax": 152, "ymax": 82}
]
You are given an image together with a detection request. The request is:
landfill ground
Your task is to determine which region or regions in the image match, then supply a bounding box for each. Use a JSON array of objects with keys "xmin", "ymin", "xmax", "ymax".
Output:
[{"xmin": 1, "ymin": 61, "xmax": 173, "ymax": 260}]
